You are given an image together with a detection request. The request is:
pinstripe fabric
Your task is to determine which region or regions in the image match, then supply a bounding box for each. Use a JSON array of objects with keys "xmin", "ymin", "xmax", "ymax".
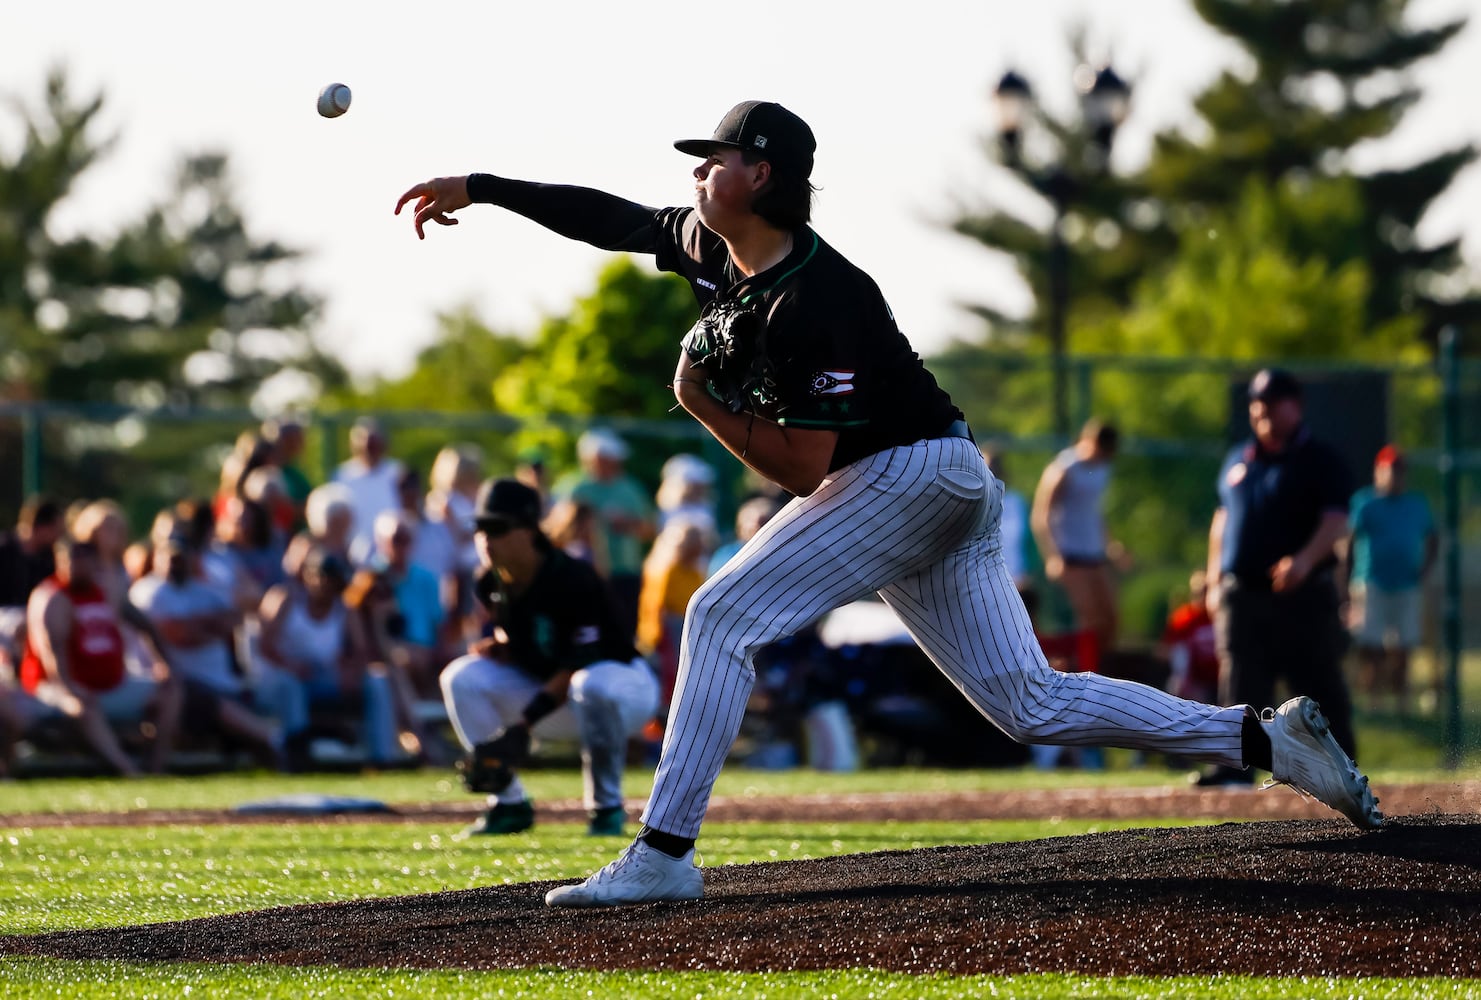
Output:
[{"xmin": 642, "ymin": 437, "xmax": 1248, "ymax": 838}]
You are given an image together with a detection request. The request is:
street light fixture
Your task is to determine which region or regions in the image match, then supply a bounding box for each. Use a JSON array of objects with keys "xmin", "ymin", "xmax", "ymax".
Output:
[{"xmin": 992, "ymin": 64, "xmax": 1130, "ymax": 439}]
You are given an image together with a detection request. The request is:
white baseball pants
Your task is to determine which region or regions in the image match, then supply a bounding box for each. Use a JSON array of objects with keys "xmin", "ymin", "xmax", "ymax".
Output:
[
  {"xmin": 441, "ymin": 654, "xmax": 658, "ymax": 811},
  {"xmin": 643, "ymin": 436, "xmax": 1249, "ymax": 838}
]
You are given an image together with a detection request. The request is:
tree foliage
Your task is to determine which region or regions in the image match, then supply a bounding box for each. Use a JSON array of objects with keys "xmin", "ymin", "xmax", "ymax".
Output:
[
  {"xmin": 0, "ymin": 69, "xmax": 343, "ymax": 522},
  {"xmin": 1146, "ymin": 0, "xmax": 1477, "ymax": 346},
  {"xmin": 1, "ymin": 70, "xmax": 343, "ymax": 411}
]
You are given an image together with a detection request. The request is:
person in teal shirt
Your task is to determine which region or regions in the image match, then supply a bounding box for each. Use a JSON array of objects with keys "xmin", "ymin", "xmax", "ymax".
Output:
[
  {"xmin": 1346, "ymin": 445, "xmax": 1437, "ymax": 715},
  {"xmin": 553, "ymin": 430, "xmax": 656, "ymax": 636}
]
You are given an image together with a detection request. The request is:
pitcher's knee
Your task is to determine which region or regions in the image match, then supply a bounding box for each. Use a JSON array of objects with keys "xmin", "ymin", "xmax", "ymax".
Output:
[{"xmin": 685, "ymin": 579, "xmax": 770, "ymax": 661}]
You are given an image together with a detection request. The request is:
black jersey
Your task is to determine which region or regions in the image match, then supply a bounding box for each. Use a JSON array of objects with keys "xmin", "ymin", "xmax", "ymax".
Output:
[
  {"xmin": 466, "ymin": 175, "xmax": 964, "ymax": 471},
  {"xmin": 474, "ymin": 550, "xmax": 640, "ymax": 681}
]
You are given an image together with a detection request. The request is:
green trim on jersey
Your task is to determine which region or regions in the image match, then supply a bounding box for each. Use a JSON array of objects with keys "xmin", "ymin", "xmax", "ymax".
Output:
[
  {"xmin": 778, "ymin": 416, "xmax": 870, "ymax": 429},
  {"xmin": 738, "ymin": 231, "xmax": 820, "ymax": 305}
]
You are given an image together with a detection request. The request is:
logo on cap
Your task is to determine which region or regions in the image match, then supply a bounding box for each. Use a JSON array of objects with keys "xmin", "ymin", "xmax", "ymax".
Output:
[{"xmin": 754, "ymin": 135, "xmax": 768, "ymax": 149}]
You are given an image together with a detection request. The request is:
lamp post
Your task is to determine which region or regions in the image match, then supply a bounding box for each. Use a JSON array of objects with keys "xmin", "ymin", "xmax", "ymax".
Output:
[{"xmin": 993, "ymin": 65, "xmax": 1130, "ymax": 439}]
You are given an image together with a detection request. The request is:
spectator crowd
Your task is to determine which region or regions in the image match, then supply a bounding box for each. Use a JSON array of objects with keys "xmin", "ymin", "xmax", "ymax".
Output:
[
  {"xmin": 0, "ymin": 377, "xmax": 1437, "ymax": 780},
  {"xmin": 0, "ymin": 417, "xmax": 784, "ymax": 778}
]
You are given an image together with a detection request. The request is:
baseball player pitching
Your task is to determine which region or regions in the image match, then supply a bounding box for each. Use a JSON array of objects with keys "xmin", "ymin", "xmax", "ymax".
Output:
[{"xmin": 396, "ymin": 100, "xmax": 1382, "ymax": 907}]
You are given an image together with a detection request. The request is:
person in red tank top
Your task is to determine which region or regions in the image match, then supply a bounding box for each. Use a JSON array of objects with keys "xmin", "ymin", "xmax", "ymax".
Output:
[{"xmin": 21, "ymin": 538, "xmax": 139, "ymax": 775}]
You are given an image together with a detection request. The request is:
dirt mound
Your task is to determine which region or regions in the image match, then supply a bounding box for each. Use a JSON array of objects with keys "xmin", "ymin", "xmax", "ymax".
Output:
[{"xmin": 7, "ymin": 815, "xmax": 1480, "ymax": 977}]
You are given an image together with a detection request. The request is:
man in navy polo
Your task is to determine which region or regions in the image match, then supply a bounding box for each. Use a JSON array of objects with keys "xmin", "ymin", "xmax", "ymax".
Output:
[{"xmin": 1198, "ymin": 369, "xmax": 1357, "ymax": 786}]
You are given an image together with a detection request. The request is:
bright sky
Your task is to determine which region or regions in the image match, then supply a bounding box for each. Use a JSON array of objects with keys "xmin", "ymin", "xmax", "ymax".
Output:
[{"xmin": 6, "ymin": 0, "xmax": 1479, "ymax": 384}]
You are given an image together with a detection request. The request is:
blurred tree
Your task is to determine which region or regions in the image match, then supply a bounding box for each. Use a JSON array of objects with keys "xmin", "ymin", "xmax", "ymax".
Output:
[
  {"xmin": 948, "ymin": 34, "xmax": 1148, "ymax": 377},
  {"xmin": 1, "ymin": 70, "xmax": 343, "ymax": 410},
  {"xmin": 320, "ymin": 305, "xmax": 533, "ymax": 482},
  {"xmin": 1147, "ymin": 0, "xmax": 1478, "ymax": 349},
  {"xmin": 492, "ymin": 256, "xmax": 704, "ymax": 485},
  {"xmin": 0, "ymin": 69, "xmax": 343, "ymax": 525}
]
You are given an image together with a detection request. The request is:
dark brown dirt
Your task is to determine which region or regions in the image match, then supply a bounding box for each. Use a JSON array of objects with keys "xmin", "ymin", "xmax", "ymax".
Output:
[{"xmin": 4, "ymin": 798, "xmax": 1480, "ymax": 977}]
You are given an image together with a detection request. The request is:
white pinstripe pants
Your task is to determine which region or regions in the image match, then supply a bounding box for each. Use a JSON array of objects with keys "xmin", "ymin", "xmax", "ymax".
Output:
[{"xmin": 642, "ymin": 436, "xmax": 1248, "ymax": 838}]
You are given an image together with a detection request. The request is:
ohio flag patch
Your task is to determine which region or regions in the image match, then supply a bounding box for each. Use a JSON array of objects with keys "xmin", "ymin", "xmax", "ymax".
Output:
[{"xmin": 809, "ymin": 370, "xmax": 856, "ymax": 396}]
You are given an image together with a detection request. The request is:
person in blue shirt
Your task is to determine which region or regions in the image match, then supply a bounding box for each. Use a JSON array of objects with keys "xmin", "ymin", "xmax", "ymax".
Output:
[{"xmin": 1345, "ymin": 445, "xmax": 1437, "ymax": 716}]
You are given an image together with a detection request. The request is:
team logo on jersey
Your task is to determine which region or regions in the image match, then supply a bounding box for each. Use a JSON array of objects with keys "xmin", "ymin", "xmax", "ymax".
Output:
[{"xmin": 809, "ymin": 370, "xmax": 856, "ymax": 396}]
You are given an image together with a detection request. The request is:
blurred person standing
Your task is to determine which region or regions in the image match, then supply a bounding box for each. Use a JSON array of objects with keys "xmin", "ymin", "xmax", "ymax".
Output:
[
  {"xmin": 334, "ymin": 417, "xmax": 404, "ymax": 560},
  {"xmin": 1345, "ymin": 445, "xmax": 1437, "ymax": 716},
  {"xmin": 1031, "ymin": 419, "xmax": 1124, "ymax": 652},
  {"xmin": 554, "ymin": 429, "xmax": 656, "ymax": 636},
  {"xmin": 1200, "ymin": 369, "xmax": 1357, "ymax": 786},
  {"xmin": 262, "ymin": 416, "xmax": 313, "ymax": 532}
]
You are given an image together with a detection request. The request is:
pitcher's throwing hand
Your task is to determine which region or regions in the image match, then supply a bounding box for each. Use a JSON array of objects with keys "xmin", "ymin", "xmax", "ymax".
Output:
[{"xmin": 395, "ymin": 176, "xmax": 472, "ymax": 239}]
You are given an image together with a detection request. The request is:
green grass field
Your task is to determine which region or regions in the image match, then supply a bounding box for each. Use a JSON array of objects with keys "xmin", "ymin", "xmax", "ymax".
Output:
[{"xmin": 3, "ymin": 760, "xmax": 1478, "ymax": 998}]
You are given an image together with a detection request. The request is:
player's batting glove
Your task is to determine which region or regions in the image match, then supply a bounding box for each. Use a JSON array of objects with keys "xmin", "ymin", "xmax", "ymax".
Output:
[{"xmin": 459, "ymin": 724, "xmax": 532, "ymax": 794}]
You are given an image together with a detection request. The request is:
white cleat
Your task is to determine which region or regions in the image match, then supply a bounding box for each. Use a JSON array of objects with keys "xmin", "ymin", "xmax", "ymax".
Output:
[
  {"xmin": 1261, "ymin": 696, "xmax": 1384, "ymax": 830},
  {"xmin": 545, "ymin": 839, "xmax": 704, "ymax": 908}
]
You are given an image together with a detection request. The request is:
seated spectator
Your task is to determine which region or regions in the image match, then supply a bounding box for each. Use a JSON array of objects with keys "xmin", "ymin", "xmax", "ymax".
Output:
[
  {"xmin": 0, "ymin": 495, "xmax": 65, "ymax": 610},
  {"xmin": 637, "ymin": 515, "xmax": 715, "ymax": 707},
  {"xmin": 254, "ymin": 546, "xmax": 400, "ymax": 769},
  {"xmin": 428, "ymin": 444, "xmax": 485, "ymax": 570},
  {"xmin": 543, "ymin": 499, "xmax": 609, "ymax": 577},
  {"xmin": 288, "ymin": 482, "xmax": 357, "ymax": 579},
  {"xmin": 364, "ymin": 511, "xmax": 447, "ymax": 697},
  {"xmin": 71, "ymin": 501, "xmax": 187, "ymax": 770},
  {"xmin": 1160, "ymin": 571, "xmax": 1221, "ymax": 705},
  {"xmin": 707, "ymin": 495, "xmax": 784, "ymax": 577},
  {"xmin": 20, "ymin": 537, "xmax": 183, "ymax": 775},
  {"xmin": 129, "ymin": 530, "xmax": 282, "ymax": 767},
  {"xmin": 396, "ymin": 468, "xmax": 462, "ymax": 634},
  {"xmin": 656, "ymin": 454, "xmax": 718, "ymax": 535},
  {"xmin": 215, "ymin": 495, "xmax": 286, "ymax": 597}
]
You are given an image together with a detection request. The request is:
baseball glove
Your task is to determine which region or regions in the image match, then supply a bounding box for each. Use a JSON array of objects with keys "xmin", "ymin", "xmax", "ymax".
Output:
[
  {"xmin": 458, "ymin": 725, "xmax": 531, "ymax": 794},
  {"xmin": 681, "ymin": 300, "xmax": 773, "ymax": 413}
]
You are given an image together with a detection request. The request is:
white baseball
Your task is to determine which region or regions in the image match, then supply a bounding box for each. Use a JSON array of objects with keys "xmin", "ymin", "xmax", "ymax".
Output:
[{"xmin": 317, "ymin": 83, "xmax": 352, "ymax": 118}]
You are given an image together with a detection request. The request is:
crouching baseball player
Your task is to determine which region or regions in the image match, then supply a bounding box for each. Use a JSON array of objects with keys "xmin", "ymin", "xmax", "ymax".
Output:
[{"xmin": 441, "ymin": 478, "xmax": 658, "ymax": 837}]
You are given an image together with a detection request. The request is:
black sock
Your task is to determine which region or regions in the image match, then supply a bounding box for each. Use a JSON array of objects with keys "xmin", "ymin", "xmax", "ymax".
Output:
[
  {"xmin": 1242, "ymin": 708, "xmax": 1272, "ymax": 771},
  {"xmin": 639, "ymin": 826, "xmax": 695, "ymax": 858}
]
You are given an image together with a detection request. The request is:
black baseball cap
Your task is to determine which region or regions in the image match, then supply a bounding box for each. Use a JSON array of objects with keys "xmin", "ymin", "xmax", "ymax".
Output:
[
  {"xmin": 675, "ymin": 101, "xmax": 816, "ymax": 178},
  {"xmin": 1248, "ymin": 368, "xmax": 1302, "ymax": 403},
  {"xmin": 473, "ymin": 478, "xmax": 542, "ymax": 532}
]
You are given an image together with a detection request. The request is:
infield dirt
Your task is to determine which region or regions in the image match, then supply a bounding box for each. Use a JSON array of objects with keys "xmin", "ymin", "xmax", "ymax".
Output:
[{"xmin": 3, "ymin": 786, "xmax": 1479, "ymax": 978}]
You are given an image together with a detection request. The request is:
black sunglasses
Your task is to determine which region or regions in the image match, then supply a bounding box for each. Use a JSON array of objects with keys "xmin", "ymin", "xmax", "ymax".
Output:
[{"xmin": 476, "ymin": 518, "xmax": 516, "ymax": 538}]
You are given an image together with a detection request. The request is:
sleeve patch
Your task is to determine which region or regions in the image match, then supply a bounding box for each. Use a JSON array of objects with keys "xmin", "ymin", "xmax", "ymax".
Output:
[{"xmin": 809, "ymin": 370, "xmax": 856, "ymax": 396}]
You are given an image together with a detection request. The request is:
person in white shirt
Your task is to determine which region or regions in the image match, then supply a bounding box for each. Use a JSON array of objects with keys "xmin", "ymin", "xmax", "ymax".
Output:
[{"xmin": 334, "ymin": 418, "xmax": 404, "ymax": 561}]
